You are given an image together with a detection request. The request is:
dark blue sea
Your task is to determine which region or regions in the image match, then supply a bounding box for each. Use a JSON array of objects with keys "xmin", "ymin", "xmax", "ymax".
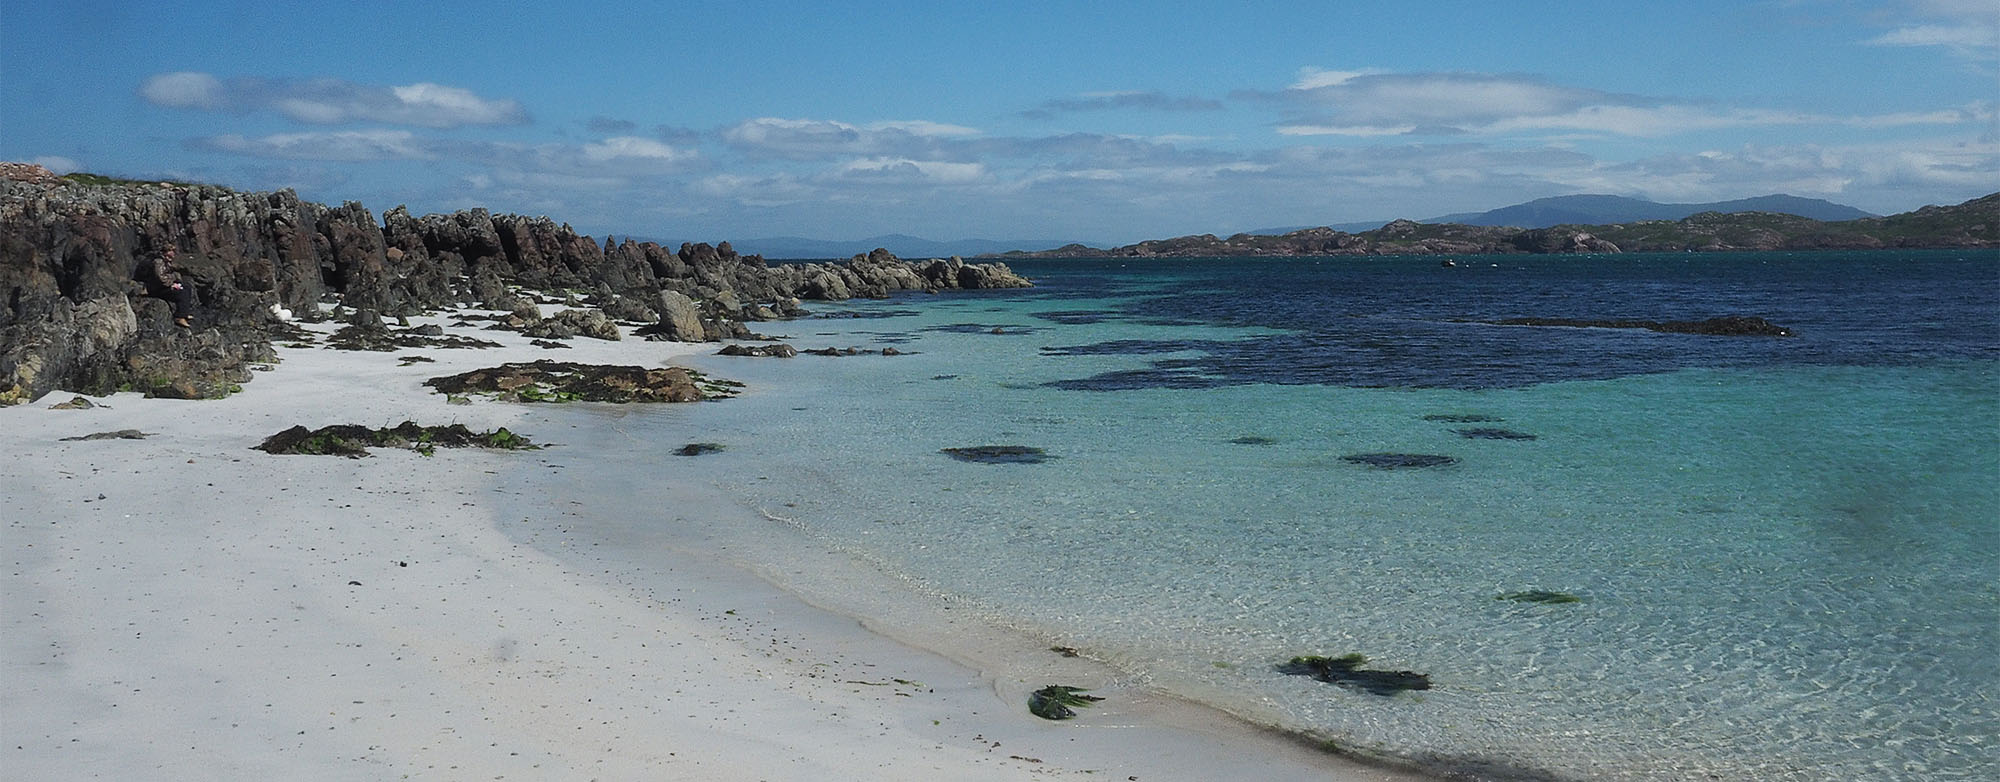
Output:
[{"xmin": 640, "ymin": 250, "xmax": 1998, "ymax": 780}]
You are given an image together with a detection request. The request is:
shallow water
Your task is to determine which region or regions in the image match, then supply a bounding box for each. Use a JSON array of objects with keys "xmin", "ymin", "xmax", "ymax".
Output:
[{"xmin": 638, "ymin": 251, "xmax": 1997, "ymax": 780}]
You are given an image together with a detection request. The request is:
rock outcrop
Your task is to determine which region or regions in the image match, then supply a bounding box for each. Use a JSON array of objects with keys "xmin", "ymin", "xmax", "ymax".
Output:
[{"xmin": 0, "ymin": 164, "xmax": 1031, "ymax": 403}]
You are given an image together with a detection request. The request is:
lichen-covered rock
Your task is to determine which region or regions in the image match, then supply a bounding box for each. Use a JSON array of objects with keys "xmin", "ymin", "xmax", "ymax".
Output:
[
  {"xmin": 523, "ymin": 308, "xmax": 621, "ymax": 341},
  {"xmin": 647, "ymin": 290, "xmax": 707, "ymax": 342},
  {"xmin": 1, "ymin": 172, "xmax": 1030, "ymax": 402}
]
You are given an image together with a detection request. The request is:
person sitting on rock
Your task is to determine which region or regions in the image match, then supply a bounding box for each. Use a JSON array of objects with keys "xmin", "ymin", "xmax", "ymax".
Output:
[{"xmin": 143, "ymin": 246, "xmax": 197, "ymax": 328}]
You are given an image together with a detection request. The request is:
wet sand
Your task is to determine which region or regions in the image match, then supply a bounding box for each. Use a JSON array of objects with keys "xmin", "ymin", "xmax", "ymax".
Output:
[{"xmin": 2, "ymin": 310, "xmax": 1418, "ymax": 781}]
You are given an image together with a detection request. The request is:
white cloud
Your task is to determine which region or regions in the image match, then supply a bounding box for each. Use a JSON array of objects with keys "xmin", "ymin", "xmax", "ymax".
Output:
[
  {"xmin": 1023, "ymin": 91, "xmax": 1225, "ymax": 117},
  {"xmin": 832, "ymin": 157, "xmax": 986, "ymax": 184},
  {"xmin": 1258, "ymin": 72, "xmax": 1632, "ymax": 132},
  {"xmin": 722, "ymin": 117, "xmax": 980, "ymax": 160},
  {"xmin": 195, "ymin": 130, "xmax": 433, "ymax": 161},
  {"xmin": 1865, "ymin": 0, "xmax": 2000, "ymax": 63},
  {"xmin": 1289, "ymin": 68, "xmax": 1373, "ymax": 90},
  {"xmin": 388, "ymin": 83, "xmax": 523, "ymax": 126},
  {"xmin": 1262, "ymin": 69, "xmax": 1994, "ymax": 138},
  {"xmin": 1276, "ymin": 124, "xmax": 1420, "ymax": 137},
  {"xmin": 869, "ymin": 120, "xmax": 981, "ymax": 137},
  {"xmin": 140, "ymin": 72, "xmax": 226, "ymax": 109},
  {"xmin": 582, "ymin": 136, "xmax": 695, "ymax": 163},
  {"xmin": 140, "ymin": 73, "xmax": 528, "ymax": 128}
]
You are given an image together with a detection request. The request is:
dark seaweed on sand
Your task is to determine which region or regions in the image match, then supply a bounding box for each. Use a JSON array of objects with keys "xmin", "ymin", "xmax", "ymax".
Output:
[
  {"xmin": 1279, "ymin": 654, "xmax": 1431, "ymax": 696},
  {"xmin": 1028, "ymin": 685, "xmax": 1104, "ymax": 720}
]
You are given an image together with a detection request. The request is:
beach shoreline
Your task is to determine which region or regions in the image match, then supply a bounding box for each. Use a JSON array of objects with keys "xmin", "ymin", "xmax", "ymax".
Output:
[{"xmin": 2, "ymin": 309, "xmax": 1420, "ymax": 781}]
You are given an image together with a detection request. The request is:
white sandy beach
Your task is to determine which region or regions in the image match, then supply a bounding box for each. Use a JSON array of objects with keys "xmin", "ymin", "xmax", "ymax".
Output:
[{"xmin": 2, "ymin": 310, "xmax": 1417, "ymax": 781}]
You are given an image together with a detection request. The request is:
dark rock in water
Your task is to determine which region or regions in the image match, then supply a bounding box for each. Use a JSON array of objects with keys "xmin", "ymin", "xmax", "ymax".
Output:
[
  {"xmin": 397, "ymin": 354, "xmax": 435, "ymax": 365},
  {"xmin": 930, "ymin": 374, "xmax": 959, "ymax": 380},
  {"xmin": 1455, "ymin": 428, "xmax": 1538, "ymax": 441},
  {"xmin": 1027, "ymin": 685, "xmax": 1104, "ymax": 720},
  {"xmin": 924, "ymin": 322, "xmax": 1041, "ymax": 336},
  {"xmin": 60, "ymin": 429, "xmax": 148, "ymax": 441},
  {"xmin": 255, "ymin": 421, "xmax": 536, "ymax": 457},
  {"xmin": 1230, "ymin": 436, "xmax": 1278, "ymax": 445},
  {"xmin": 1422, "ymin": 414, "xmax": 1503, "ymax": 423},
  {"xmin": 48, "ymin": 396, "xmax": 96, "ymax": 409},
  {"xmin": 1485, "ymin": 315, "xmax": 1794, "ymax": 337},
  {"xmin": 424, "ymin": 360, "xmax": 711, "ymax": 403},
  {"xmin": 1279, "ymin": 654, "xmax": 1431, "ymax": 696},
  {"xmin": 1034, "ymin": 310, "xmax": 1123, "ymax": 325},
  {"xmin": 410, "ymin": 323, "xmax": 444, "ymax": 337},
  {"xmin": 675, "ymin": 442, "xmax": 724, "ymax": 456},
  {"xmin": 815, "ymin": 308, "xmax": 921, "ymax": 320},
  {"xmin": 1342, "ymin": 453, "xmax": 1458, "ymax": 469},
  {"xmin": 717, "ymin": 343, "xmax": 797, "ymax": 358},
  {"xmin": 1497, "ymin": 590, "xmax": 1583, "ymax": 604},
  {"xmin": 530, "ymin": 339, "xmax": 571, "ymax": 350},
  {"xmin": 941, "ymin": 445, "xmax": 1052, "ymax": 464}
]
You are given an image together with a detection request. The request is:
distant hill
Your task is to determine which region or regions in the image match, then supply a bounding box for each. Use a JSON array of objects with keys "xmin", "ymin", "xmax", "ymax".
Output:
[
  {"xmin": 1429, "ymin": 194, "xmax": 1875, "ymax": 228},
  {"xmin": 726, "ymin": 234, "xmax": 1085, "ymax": 260},
  {"xmin": 1220, "ymin": 194, "xmax": 1871, "ymax": 247},
  {"xmin": 997, "ymin": 192, "xmax": 1996, "ymax": 258}
]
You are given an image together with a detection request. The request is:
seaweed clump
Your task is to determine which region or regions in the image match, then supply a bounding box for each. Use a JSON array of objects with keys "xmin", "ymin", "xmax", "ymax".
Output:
[
  {"xmin": 1279, "ymin": 654, "xmax": 1431, "ymax": 696},
  {"xmin": 1340, "ymin": 453, "xmax": 1458, "ymax": 469},
  {"xmin": 941, "ymin": 445, "xmax": 1052, "ymax": 464},
  {"xmin": 1497, "ymin": 590, "xmax": 1583, "ymax": 604},
  {"xmin": 256, "ymin": 421, "xmax": 538, "ymax": 458},
  {"xmin": 1027, "ymin": 685, "xmax": 1104, "ymax": 720}
]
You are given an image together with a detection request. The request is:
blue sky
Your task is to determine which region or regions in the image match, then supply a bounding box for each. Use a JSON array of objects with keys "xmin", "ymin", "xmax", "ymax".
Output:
[{"xmin": 3, "ymin": 0, "xmax": 1995, "ymax": 245}]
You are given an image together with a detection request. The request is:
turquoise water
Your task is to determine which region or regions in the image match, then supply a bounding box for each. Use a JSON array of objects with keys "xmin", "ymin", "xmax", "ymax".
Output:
[{"xmin": 638, "ymin": 252, "xmax": 1998, "ymax": 780}]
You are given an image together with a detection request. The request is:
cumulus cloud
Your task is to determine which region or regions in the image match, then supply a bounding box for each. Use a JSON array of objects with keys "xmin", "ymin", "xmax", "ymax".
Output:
[
  {"xmin": 139, "ymin": 73, "xmax": 529, "ymax": 128},
  {"xmin": 140, "ymin": 72, "xmax": 225, "ymax": 109},
  {"xmin": 1022, "ymin": 90, "xmax": 1224, "ymax": 118},
  {"xmin": 582, "ymin": 136, "xmax": 696, "ymax": 164},
  {"xmin": 722, "ymin": 117, "xmax": 979, "ymax": 161},
  {"xmin": 830, "ymin": 157, "xmax": 987, "ymax": 185}
]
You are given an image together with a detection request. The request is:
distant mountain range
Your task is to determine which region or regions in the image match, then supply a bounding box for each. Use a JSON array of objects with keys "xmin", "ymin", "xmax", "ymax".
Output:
[
  {"xmin": 1248, "ymin": 193, "xmax": 1878, "ymax": 236},
  {"xmin": 683, "ymin": 194, "xmax": 1882, "ymax": 258},
  {"xmin": 1425, "ymin": 193, "xmax": 1876, "ymax": 227},
  {"xmin": 997, "ymin": 192, "xmax": 1997, "ymax": 258}
]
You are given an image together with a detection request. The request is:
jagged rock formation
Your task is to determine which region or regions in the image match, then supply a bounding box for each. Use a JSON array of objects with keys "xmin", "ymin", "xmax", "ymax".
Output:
[
  {"xmin": 1006, "ymin": 192, "xmax": 1999, "ymax": 258},
  {"xmin": 0, "ymin": 164, "xmax": 1029, "ymax": 404}
]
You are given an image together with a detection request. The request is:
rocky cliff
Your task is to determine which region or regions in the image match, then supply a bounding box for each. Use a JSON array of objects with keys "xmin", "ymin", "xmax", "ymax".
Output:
[{"xmin": 0, "ymin": 164, "xmax": 1028, "ymax": 404}]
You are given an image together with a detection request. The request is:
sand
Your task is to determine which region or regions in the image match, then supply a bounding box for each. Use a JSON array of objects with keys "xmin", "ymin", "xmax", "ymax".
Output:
[{"xmin": 2, "ymin": 309, "xmax": 1418, "ymax": 781}]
